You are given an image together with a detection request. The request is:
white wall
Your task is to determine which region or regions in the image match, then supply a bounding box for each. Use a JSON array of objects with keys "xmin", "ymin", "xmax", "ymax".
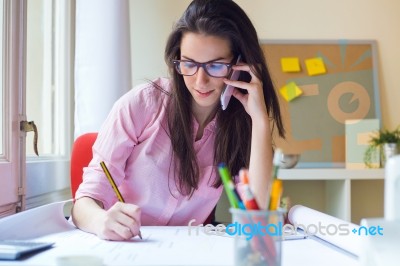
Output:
[
  {"xmin": 130, "ymin": 0, "xmax": 191, "ymax": 85},
  {"xmin": 130, "ymin": 0, "xmax": 400, "ymax": 130}
]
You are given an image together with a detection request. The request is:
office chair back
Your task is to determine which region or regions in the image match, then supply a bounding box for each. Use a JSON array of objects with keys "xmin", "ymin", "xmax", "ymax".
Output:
[{"xmin": 70, "ymin": 132, "xmax": 98, "ymax": 199}]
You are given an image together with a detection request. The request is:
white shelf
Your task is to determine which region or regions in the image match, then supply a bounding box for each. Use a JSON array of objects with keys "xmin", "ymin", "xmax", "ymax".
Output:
[
  {"xmin": 278, "ymin": 168, "xmax": 384, "ymax": 180},
  {"xmin": 277, "ymin": 168, "xmax": 385, "ymax": 222}
]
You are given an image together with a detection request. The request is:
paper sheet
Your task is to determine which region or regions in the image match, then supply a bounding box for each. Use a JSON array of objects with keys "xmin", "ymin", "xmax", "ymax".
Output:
[
  {"xmin": 282, "ymin": 238, "xmax": 359, "ymax": 266},
  {"xmin": 0, "ymin": 227, "xmax": 234, "ymax": 266},
  {"xmin": 0, "ymin": 200, "xmax": 234, "ymax": 265},
  {"xmin": 305, "ymin": 57, "xmax": 326, "ymax": 75},
  {"xmin": 288, "ymin": 205, "xmax": 362, "ymax": 257},
  {"xmin": 0, "ymin": 200, "xmax": 75, "ymax": 240},
  {"xmin": 281, "ymin": 57, "xmax": 301, "ymax": 72},
  {"xmin": 279, "ymin": 82, "xmax": 303, "ymax": 102}
]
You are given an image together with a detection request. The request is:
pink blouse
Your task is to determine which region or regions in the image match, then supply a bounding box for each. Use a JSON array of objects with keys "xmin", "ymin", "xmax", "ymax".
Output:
[{"xmin": 75, "ymin": 78, "xmax": 223, "ymax": 226}]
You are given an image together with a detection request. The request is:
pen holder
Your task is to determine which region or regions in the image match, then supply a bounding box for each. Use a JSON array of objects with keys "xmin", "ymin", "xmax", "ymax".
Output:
[{"xmin": 230, "ymin": 208, "xmax": 283, "ymax": 266}]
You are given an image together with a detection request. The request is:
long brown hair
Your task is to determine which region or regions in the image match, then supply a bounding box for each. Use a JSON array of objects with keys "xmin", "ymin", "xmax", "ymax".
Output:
[{"xmin": 163, "ymin": 0, "xmax": 285, "ymax": 196}]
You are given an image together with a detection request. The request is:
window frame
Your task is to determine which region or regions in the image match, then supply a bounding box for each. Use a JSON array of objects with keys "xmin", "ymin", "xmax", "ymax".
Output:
[{"xmin": 0, "ymin": 0, "xmax": 25, "ymax": 217}]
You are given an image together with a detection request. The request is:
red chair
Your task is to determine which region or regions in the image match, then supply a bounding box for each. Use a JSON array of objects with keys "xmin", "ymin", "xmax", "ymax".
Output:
[
  {"xmin": 70, "ymin": 132, "xmax": 98, "ymax": 200},
  {"xmin": 70, "ymin": 132, "xmax": 216, "ymax": 224}
]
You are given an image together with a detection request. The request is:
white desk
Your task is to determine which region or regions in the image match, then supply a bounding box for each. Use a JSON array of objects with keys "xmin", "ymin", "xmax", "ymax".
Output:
[{"xmin": 0, "ymin": 201, "xmax": 359, "ymax": 266}]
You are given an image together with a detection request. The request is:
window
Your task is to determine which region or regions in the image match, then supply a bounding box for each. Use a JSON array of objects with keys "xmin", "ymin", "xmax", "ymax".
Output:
[
  {"xmin": 0, "ymin": 0, "xmax": 74, "ymax": 216},
  {"xmin": 26, "ymin": 0, "xmax": 72, "ymax": 157},
  {"xmin": 25, "ymin": 0, "xmax": 74, "ymax": 208}
]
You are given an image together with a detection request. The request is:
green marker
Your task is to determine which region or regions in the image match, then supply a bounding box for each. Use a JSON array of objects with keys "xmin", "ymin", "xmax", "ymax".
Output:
[{"xmin": 218, "ymin": 163, "xmax": 239, "ymax": 209}]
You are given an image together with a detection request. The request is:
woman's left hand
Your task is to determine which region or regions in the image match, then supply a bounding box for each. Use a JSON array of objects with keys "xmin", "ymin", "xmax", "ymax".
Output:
[{"xmin": 224, "ymin": 64, "xmax": 268, "ymax": 120}]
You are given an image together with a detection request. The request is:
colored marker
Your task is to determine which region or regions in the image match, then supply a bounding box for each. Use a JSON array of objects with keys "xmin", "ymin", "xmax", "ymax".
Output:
[
  {"xmin": 239, "ymin": 169, "xmax": 260, "ymax": 210},
  {"xmin": 268, "ymin": 179, "xmax": 283, "ymax": 211},
  {"xmin": 218, "ymin": 163, "xmax": 245, "ymax": 209},
  {"xmin": 268, "ymin": 149, "xmax": 284, "ymax": 211}
]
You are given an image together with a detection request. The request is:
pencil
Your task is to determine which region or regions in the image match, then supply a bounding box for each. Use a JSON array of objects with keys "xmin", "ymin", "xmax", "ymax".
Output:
[{"xmin": 100, "ymin": 161, "xmax": 142, "ymax": 239}]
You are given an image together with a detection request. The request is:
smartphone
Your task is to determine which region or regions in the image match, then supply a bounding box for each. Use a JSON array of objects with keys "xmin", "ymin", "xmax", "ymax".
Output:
[
  {"xmin": 0, "ymin": 240, "xmax": 54, "ymax": 260},
  {"xmin": 220, "ymin": 55, "xmax": 242, "ymax": 110}
]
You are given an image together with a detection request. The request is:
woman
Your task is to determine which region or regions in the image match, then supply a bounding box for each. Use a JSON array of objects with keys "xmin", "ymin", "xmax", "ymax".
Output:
[{"xmin": 72, "ymin": 0, "xmax": 285, "ymax": 241}]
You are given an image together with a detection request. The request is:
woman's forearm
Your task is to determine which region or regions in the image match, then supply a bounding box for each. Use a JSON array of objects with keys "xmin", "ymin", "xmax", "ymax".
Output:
[
  {"xmin": 248, "ymin": 115, "xmax": 273, "ymax": 210},
  {"xmin": 71, "ymin": 197, "xmax": 105, "ymax": 234}
]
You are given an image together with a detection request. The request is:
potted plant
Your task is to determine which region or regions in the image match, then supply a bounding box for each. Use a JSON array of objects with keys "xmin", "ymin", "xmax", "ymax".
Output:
[{"xmin": 364, "ymin": 127, "xmax": 400, "ymax": 168}]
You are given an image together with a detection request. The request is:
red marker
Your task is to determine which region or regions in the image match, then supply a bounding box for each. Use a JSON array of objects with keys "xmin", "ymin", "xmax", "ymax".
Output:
[{"xmin": 239, "ymin": 169, "xmax": 260, "ymax": 210}]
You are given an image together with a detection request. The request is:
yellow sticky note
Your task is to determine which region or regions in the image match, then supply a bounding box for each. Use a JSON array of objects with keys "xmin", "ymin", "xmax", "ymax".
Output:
[
  {"xmin": 281, "ymin": 57, "xmax": 301, "ymax": 72},
  {"xmin": 305, "ymin": 57, "xmax": 326, "ymax": 76},
  {"xmin": 279, "ymin": 82, "xmax": 303, "ymax": 102}
]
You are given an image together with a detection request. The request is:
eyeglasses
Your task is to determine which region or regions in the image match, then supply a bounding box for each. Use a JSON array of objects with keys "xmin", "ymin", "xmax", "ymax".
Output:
[{"xmin": 172, "ymin": 60, "xmax": 234, "ymax": 78}]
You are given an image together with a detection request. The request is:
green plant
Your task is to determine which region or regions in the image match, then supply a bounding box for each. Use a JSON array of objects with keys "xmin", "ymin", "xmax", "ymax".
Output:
[{"xmin": 364, "ymin": 127, "xmax": 400, "ymax": 168}]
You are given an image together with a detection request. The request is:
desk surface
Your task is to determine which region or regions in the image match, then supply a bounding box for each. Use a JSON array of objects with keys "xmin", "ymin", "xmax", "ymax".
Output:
[{"xmin": 0, "ymin": 201, "xmax": 359, "ymax": 266}]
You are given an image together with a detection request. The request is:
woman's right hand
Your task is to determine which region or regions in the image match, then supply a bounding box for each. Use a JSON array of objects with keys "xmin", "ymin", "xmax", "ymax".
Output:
[
  {"xmin": 93, "ymin": 202, "xmax": 141, "ymax": 241},
  {"xmin": 72, "ymin": 197, "xmax": 141, "ymax": 241}
]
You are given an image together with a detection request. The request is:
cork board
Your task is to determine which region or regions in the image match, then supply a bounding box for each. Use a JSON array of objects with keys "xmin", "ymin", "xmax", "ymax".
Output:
[{"xmin": 262, "ymin": 40, "xmax": 381, "ymax": 168}]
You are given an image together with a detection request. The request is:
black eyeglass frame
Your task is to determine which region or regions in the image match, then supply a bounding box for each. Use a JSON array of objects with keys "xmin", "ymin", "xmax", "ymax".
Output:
[{"xmin": 172, "ymin": 59, "xmax": 235, "ymax": 78}]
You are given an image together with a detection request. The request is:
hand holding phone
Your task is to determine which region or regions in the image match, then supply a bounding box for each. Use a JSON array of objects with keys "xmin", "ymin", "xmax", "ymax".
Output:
[{"xmin": 220, "ymin": 55, "xmax": 241, "ymax": 110}]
